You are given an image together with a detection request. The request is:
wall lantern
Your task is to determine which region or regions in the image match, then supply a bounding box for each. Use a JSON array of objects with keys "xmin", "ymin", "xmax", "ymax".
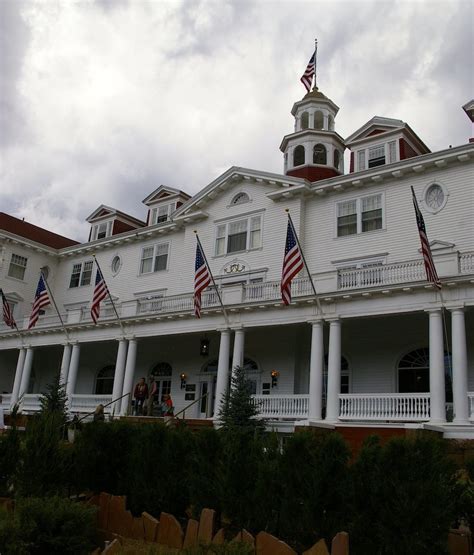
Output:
[
  {"xmin": 180, "ymin": 373, "xmax": 187, "ymax": 389},
  {"xmin": 271, "ymin": 370, "xmax": 280, "ymax": 388},
  {"xmin": 200, "ymin": 337, "xmax": 210, "ymax": 357}
]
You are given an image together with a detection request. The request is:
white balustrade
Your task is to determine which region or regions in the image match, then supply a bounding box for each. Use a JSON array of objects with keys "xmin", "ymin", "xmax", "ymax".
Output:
[
  {"xmin": 460, "ymin": 252, "xmax": 474, "ymax": 274},
  {"xmin": 252, "ymin": 394, "xmax": 309, "ymax": 419},
  {"xmin": 0, "ymin": 394, "xmax": 11, "ymax": 410},
  {"xmin": 81, "ymin": 305, "xmax": 121, "ymax": 322},
  {"xmin": 468, "ymin": 393, "xmax": 474, "ymax": 420},
  {"xmin": 339, "ymin": 393, "xmax": 430, "ymax": 421},
  {"xmin": 70, "ymin": 394, "xmax": 113, "ymax": 414},
  {"xmin": 338, "ymin": 260, "xmax": 425, "ymax": 290},
  {"xmin": 138, "ymin": 289, "xmax": 220, "ymax": 316},
  {"xmin": 21, "ymin": 393, "xmax": 42, "ymax": 412},
  {"xmin": 244, "ymin": 277, "xmax": 311, "ymax": 302}
]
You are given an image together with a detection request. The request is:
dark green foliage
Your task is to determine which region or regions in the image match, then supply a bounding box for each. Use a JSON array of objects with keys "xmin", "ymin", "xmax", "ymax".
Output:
[
  {"xmin": 0, "ymin": 420, "xmax": 21, "ymax": 496},
  {"xmin": 39, "ymin": 372, "xmax": 69, "ymax": 432},
  {"xmin": 16, "ymin": 412, "xmax": 69, "ymax": 497},
  {"xmin": 188, "ymin": 427, "xmax": 223, "ymax": 518},
  {"xmin": 351, "ymin": 434, "xmax": 456, "ymax": 555},
  {"xmin": 0, "ymin": 497, "xmax": 97, "ymax": 555},
  {"xmin": 218, "ymin": 366, "xmax": 263, "ymax": 433},
  {"xmin": 279, "ymin": 431, "xmax": 350, "ymax": 551}
]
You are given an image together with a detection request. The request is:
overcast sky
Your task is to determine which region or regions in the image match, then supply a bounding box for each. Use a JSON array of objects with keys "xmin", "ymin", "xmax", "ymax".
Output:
[{"xmin": 1, "ymin": 0, "xmax": 473, "ymax": 241}]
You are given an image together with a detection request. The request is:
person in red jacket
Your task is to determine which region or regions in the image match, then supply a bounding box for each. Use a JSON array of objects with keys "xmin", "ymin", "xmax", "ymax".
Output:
[
  {"xmin": 133, "ymin": 377, "xmax": 149, "ymax": 415},
  {"xmin": 162, "ymin": 394, "xmax": 174, "ymax": 416}
]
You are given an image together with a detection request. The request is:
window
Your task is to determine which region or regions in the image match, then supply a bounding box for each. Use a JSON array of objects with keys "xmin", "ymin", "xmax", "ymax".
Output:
[
  {"xmin": 150, "ymin": 203, "xmax": 175, "ymax": 225},
  {"xmin": 313, "ymin": 143, "xmax": 327, "ymax": 164},
  {"xmin": 388, "ymin": 141, "xmax": 397, "ymax": 164},
  {"xmin": 328, "ymin": 114, "xmax": 334, "ymax": 131},
  {"xmin": 425, "ymin": 183, "xmax": 446, "ymax": 212},
  {"xmin": 231, "ymin": 192, "xmax": 250, "ymax": 205},
  {"xmin": 357, "ymin": 150, "xmax": 366, "ymax": 171},
  {"xmin": 337, "ymin": 194, "xmax": 383, "ymax": 237},
  {"xmin": 91, "ymin": 221, "xmax": 113, "ymax": 241},
  {"xmin": 140, "ymin": 243, "xmax": 169, "ymax": 274},
  {"xmin": 368, "ymin": 144, "xmax": 385, "ymax": 168},
  {"xmin": 215, "ymin": 215, "xmax": 262, "ymax": 256},
  {"xmin": 334, "ymin": 149, "xmax": 341, "ymax": 170},
  {"xmin": 293, "ymin": 145, "xmax": 305, "ymax": 166},
  {"xmin": 301, "ymin": 111, "xmax": 309, "ymax": 129},
  {"xmin": 95, "ymin": 365, "xmax": 115, "ymax": 395},
  {"xmin": 150, "ymin": 362, "xmax": 172, "ymax": 400},
  {"xmin": 8, "ymin": 254, "xmax": 27, "ymax": 280},
  {"xmin": 323, "ymin": 356, "xmax": 350, "ymax": 398},
  {"xmin": 314, "ymin": 110, "xmax": 323, "ymax": 129},
  {"xmin": 111, "ymin": 255, "xmax": 121, "ymax": 275},
  {"xmin": 69, "ymin": 260, "xmax": 93, "ymax": 288}
]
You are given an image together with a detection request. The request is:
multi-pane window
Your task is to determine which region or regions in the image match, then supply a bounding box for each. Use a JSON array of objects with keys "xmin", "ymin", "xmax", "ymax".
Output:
[
  {"xmin": 140, "ymin": 243, "xmax": 169, "ymax": 274},
  {"xmin": 69, "ymin": 260, "xmax": 93, "ymax": 288},
  {"xmin": 8, "ymin": 254, "xmax": 28, "ymax": 280},
  {"xmin": 92, "ymin": 221, "xmax": 112, "ymax": 240},
  {"xmin": 368, "ymin": 144, "xmax": 385, "ymax": 167},
  {"xmin": 150, "ymin": 203, "xmax": 175, "ymax": 225},
  {"xmin": 215, "ymin": 215, "xmax": 262, "ymax": 255},
  {"xmin": 357, "ymin": 150, "xmax": 366, "ymax": 171},
  {"xmin": 388, "ymin": 141, "xmax": 397, "ymax": 164},
  {"xmin": 337, "ymin": 194, "xmax": 383, "ymax": 237}
]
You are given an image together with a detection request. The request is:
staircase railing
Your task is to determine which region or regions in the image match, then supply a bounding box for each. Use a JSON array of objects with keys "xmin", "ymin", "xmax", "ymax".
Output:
[{"xmin": 174, "ymin": 392, "xmax": 209, "ymax": 421}]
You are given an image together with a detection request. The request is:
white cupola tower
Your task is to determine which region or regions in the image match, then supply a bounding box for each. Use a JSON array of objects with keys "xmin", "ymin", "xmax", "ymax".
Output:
[{"xmin": 280, "ymin": 87, "xmax": 346, "ymax": 182}]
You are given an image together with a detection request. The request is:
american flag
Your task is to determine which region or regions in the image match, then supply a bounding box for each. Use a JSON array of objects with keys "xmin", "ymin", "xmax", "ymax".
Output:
[
  {"xmin": 1, "ymin": 289, "xmax": 16, "ymax": 329},
  {"xmin": 28, "ymin": 274, "xmax": 50, "ymax": 329},
  {"xmin": 194, "ymin": 241, "xmax": 211, "ymax": 318},
  {"xmin": 91, "ymin": 265, "xmax": 109, "ymax": 324},
  {"xmin": 411, "ymin": 186, "xmax": 441, "ymax": 289},
  {"xmin": 300, "ymin": 50, "xmax": 316, "ymax": 92},
  {"xmin": 281, "ymin": 218, "xmax": 304, "ymax": 305}
]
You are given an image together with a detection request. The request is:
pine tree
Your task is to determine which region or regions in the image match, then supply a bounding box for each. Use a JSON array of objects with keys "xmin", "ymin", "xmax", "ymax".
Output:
[
  {"xmin": 39, "ymin": 372, "xmax": 69, "ymax": 430},
  {"xmin": 217, "ymin": 365, "xmax": 263, "ymax": 433}
]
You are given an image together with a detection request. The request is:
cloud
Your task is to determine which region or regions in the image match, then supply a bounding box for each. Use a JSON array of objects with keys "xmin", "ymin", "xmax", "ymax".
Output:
[{"xmin": 0, "ymin": 0, "xmax": 472, "ymax": 241}]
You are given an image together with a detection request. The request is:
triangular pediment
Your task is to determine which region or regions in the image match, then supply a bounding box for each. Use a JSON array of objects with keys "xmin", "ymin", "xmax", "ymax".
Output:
[
  {"xmin": 142, "ymin": 185, "xmax": 190, "ymax": 206},
  {"xmin": 86, "ymin": 205, "xmax": 117, "ymax": 223},
  {"xmin": 0, "ymin": 291, "xmax": 23, "ymax": 303},
  {"xmin": 346, "ymin": 117, "xmax": 405, "ymax": 145},
  {"xmin": 429, "ymin": 240, "xmax": 455, "ymax": 252},
  {"xmin": 173, "ymin": 166, "xmax": 309, "ymax": 221}
]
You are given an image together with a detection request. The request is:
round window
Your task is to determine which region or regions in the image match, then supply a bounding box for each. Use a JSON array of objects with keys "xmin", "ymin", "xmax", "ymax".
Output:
[
  {"xmin": 425, "ymin": 183, "xmax": 446, "ymax": 212},
  {"xmin": 41, "ymin": 266, "xmax": 50, "ymax": 280},
  {"xmin": 111, "ymin": 255, "xmax": 121, "ymax": 275}
]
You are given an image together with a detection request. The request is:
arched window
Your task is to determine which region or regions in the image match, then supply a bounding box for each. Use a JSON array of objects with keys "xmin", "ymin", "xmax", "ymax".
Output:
[
  {"xmin": 301, "ymin": 112, "xmax": 309, "ymax": 130},
  {"xmin": 95, "ymin": 365, "xmax": 115, "ymax": 395},
  {"xmin": 313, "ymin": 144, "xmax": 327, "ymax": 164},
  {"xmin": 150, "ymin": 362, "xmax": 173, "ymax": 400},
  {"xmin": 231, "ymin": 192, "xmax": 250, "ymax": 205},
  {"xmin": 334, "ymin": 149, "xmax": 341, "ymax": 170},
  {"xmin": 314, "ymin": 111, "xmax": 324, "ymax": 129},
  {"xmin": 398, "ymin": 348, "xmax": 452, "ymax": 401},
  {"xmin": 328, "ymin": 114, "xmax": 334, "ymax": 131},
  {"xmin": 293, "ymin": 145, "xmax": 305, "ymax": 166}
]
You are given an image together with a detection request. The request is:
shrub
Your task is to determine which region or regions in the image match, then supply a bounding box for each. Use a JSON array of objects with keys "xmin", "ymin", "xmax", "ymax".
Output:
[
  {"xmin": 0, "ymin": 497, "xmax": 97, "ymax": 555},
  {"xmin": 0, "ymin": 428, "xmax": 21, "ymax": 497}
]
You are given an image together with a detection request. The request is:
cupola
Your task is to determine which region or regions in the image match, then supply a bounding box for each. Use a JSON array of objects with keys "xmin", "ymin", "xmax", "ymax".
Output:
[{"xmin": 280, "ymin": 87, "xmax": 346, "ymax": 182}]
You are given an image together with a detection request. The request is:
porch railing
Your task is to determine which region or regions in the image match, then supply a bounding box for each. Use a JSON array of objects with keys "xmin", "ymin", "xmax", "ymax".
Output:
[
  {"xmin": 0, "ymin": 394, "xmax": 11, "ymax": 410},
  {"xmin": 468, "ymin": 393, "xmax": 474, "ymax": 421},
  {"xmin": 338, "ymin": 260, "xmax": 425, "ymax": 290},
  {"xmin": 70, "ymin": 394, "xmax": 114, "ymax": 414},
  {"xmin": 137, "ymin": 289, "xmax": 220, "ymax": 316},
  {"xmin": 21, "ymin": 393, "xmax": 42, "ymax": 413},
  {"xmin": 244, "ymin": 277, "xmax": 312, "ymax": 303},
  {"xmin": 252, "ymin": 394, "xmax": 309, "ymax": 419},
  {"xmin": 339, "ymin": 393, "xmax": 431, "ymax": 421}
]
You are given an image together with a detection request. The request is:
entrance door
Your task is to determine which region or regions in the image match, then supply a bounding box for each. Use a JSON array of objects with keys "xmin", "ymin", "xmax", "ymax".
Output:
[{"xmin": 198, "ymin": 377, "xmax": 217, "ymax": 418}]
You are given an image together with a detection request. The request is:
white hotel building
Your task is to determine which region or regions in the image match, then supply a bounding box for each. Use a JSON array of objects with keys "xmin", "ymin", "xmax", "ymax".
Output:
[{"xmin": 1, "ymin": 91, "xmax": 473, "ymax": 438}]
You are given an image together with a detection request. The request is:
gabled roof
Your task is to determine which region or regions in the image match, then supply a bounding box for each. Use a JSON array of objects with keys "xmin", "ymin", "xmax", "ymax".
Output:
[
  {"xmin": 142, "ymin": 185, "xmax": 191, "ymax": 206},
  {"xmin": 86, "ymin": 205, "xmax": 145, "ymax": 227},
  {"xmin": 462, "ymin": 99, "xmax": 474, "ymax": 122},
  {"xmin": 0, "ymin": 212, "xmax": 79, "ymax": 249},
  {"xmin": 173, "ymin": 166, "xmax": 310, "ymax": 220},
  {"xmin": 345, "ymin": 116, "xmax": 430, "ymax": 154}
]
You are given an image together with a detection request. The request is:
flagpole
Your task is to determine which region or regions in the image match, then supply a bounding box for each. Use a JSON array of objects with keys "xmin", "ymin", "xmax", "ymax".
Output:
[
  {"xmin": 194, "ymin": 231, "xmax": 230, "ymax": 327},
  {"xmin": 40, "ymin": 269, "xmax": 70, "ymax": 342},
  {"xmin": 92, "ymin": 255, "xmax": 126, "ymax": 337},
  {"xmin": 286, "ymin": 210, "xmax": 323, "ymax": 314},
  {"xmin": 314, "ymin": 38, "xmax": 318, "ymax": 90}
]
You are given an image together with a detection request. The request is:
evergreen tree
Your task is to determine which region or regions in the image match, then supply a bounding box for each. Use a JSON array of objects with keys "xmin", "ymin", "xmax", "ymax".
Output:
[
  {"xmin": 39, "ymin": 372, "xmax": 69, "ymax": 430},
  {"xmin": 217, "ymin": 365, "xmax": 263, "ymax": 433}
]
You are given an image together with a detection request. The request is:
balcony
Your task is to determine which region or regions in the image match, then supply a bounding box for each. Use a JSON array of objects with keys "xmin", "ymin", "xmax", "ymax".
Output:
[{"xmin": 339, "ymin": 393, "xmax": 431, "ymax": 422}]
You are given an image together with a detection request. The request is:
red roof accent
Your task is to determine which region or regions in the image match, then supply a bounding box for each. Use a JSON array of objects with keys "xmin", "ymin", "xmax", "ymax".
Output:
[
  {"xmin": 286, "ymin": 166, "xmax": 340, "ymax": 182},
  {"xmin": 0, "ymin": 213, "xmax": 79, "ymax": 249}
]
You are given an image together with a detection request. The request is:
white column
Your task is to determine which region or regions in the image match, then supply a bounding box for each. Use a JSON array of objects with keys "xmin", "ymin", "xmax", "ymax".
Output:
[
  {"xmin": 326, "ymin": 319, "xmax": 341, "ymax": 422},
  {"xmin": 10, "ymin": 347, "xmax": 26, "ymax": 407},
  {"xmin": 19, "ymin": 347, "xmax": 34, "ymax": 398},
  {"xmin": 121, "ymin": 338, "xmax": 137, "ymax": 416},
  {"xmin": 428, "ymin": 309, "xmax": 446, "ymax": 423},
  {"xmin": 451, "ymin": 308, "xmax": 469, "ymax": 424},
  {"xmin": 214, "ymin": 330, "xmax": 231, "ymax": 420},
  {"xmin": 231, "ymin": 328, "xmax": 245, "ymax": 380},
  {"xmin": 66, "ymin": 343, "xmax": 81, "ymax": 400},
  {"xmin": 309, "ymin": 320, "xmax": 324, "ymax": 420},
  {"xmin": 59, "ymin": 344, "xmax": 72, "ymax": 386},
  {"xmin": 112, "ymin": 339, "xmax": 128, "ymax": 415}
]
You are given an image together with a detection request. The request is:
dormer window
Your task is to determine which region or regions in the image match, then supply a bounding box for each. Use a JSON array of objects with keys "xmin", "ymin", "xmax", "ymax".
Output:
[
  {"xmin": 368, "ymin": 144, "xmax": 385, "ymax": 168},
  {"xmin": 91, "ymin": 221, "xmax": 113, "ymax": 241},
  {"xmin": 231, "ymin": 192, "xmax": 250, "ymax": 206},
  {"xmin": 150, "ymin": 202, "xmax": 175, "ymax": 225}
]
